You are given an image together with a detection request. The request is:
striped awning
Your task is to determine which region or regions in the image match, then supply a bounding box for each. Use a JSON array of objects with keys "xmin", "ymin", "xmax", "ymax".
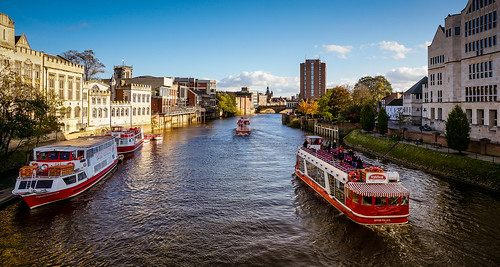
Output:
[{"xmin": 345, "ymin": 182, "xmax": 410, "ymax": 198}]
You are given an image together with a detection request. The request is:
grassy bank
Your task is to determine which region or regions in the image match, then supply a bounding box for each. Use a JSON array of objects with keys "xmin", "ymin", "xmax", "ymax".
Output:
[{"xmin": 344, "ymin": 129, "xmax": 500, "ymax": 191}]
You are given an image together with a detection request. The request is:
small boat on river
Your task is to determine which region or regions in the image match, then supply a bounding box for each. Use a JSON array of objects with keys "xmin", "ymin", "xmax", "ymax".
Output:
[
  {"xmin": 236, "ymin": 117, "xmax": 251, "ymax": 135},
  {"xmin": 153, "ymin": 134, "xmax": 163, "ymax": 141},
  {"xmin": 295, "ymin": 136, "xmax": 410, "ymax": 225},
  {"xmin": 143, "ymin": 134, "xmax": 154, "ymax": 143},
  {"xmin": 12, "ymin": 136, "xmax": 119, "ymax": 209},
  {"xmin": 107, "ymin": 126, "xmax": 144, "ymax": 154}
]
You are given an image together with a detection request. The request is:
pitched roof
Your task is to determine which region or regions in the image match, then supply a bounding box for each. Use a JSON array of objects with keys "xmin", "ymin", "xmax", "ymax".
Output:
[
  {"xmin": 387, "ymin": 98, "xmax": 403, "ymax": 106},
  {"xmin": 404, "ymin": 76, "xmax": 427, "ymax": 95}
]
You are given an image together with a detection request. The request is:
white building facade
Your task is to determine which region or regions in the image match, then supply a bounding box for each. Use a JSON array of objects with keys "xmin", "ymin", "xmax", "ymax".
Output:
[{"xmin": 423, "ymin": 0, "xmax": 500, "ymax": 142}]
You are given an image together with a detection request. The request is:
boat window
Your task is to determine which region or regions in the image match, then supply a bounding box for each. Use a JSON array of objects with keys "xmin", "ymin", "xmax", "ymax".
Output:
[
  {"xmin": 60, "ymin": 152, "xmax": 70, "ymax": 160},
  {"xmin": 375, "ymin": 197, "xmax": 387, "ymax": 206},
  {"xmin": 335, "ymin": 180, "xmax": 345, "ymax": 204},
  {"xmin": 71, "ymin": 151, "xmax": 77, "ymax": 159},
  {"xmin": 77, "ymin": 150, "xmax": 84, "ymax": 158},
  {"xmin": 362, "ymin": 196, "xmax": 372, "ymax": 206},
  {"xmin": 388, "ymin": 197, "xmax": 400, "ymax": 206},
  {"xmin": 346, "ymin": 189, "xmax": 351, "ymax": 199},
  {"xmin": 78, "ymin": 172, "xmax": 87, "ymax": 181},
  {"xmin": 38, "ymin": 152, "xmax": 48, "ymax": 160},
  {"xmin": 328, "ymin": 174, "xmax": 336, "ymax": 195},
  {"xmin": 48, "ymin": 152, "xmax": 59, "ymax": 160},
  {"xmin": 18, "ymin": 181, "xmax": 35, "ymax": 189},
  {"xmin": 63, "ymin": 175, "xmax": 77, "ymax": 185},
  {"xmin": 352, "ymin": 192, "xmax": 359, "ymax": 204},
  {"xmin": 35, "ymin": 180, "xmax": 53, "ymax": 189},
  {"xmin": 401, "ymin": 196, "xmax": 409, "ymax": 206}
]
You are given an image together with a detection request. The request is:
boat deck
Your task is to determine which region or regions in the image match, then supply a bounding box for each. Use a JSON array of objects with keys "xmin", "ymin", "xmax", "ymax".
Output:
[{"xmin": 300, "ymin": 147, "xmax": 367, "ymax": 174}]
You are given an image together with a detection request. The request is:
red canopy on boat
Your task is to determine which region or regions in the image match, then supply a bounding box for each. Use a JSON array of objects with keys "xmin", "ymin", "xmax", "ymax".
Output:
[{"xmin": 345, "ymin": 182, "xmax": 410, "ymax": 198}]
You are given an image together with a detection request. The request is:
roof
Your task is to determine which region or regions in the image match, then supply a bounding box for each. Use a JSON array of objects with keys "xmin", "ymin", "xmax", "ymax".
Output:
[
  {"xmin": 345, "ymin": 182, "xmax": 410, "ymax": 198},
  {"xmin": 34, "ymin": 136, "xmax": 115, "ymax": 150},
  {"xmin": 404, "ymin": 76, "xmax": 427, "ymax": 95},
  {"xmin": 386, "ymin": 98, "xmax": 403, "ymax": 106}
]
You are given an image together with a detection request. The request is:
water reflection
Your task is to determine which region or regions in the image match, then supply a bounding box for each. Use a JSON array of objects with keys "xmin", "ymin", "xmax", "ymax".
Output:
[{"xmin": 0, "ymin": 114, "xmax": 499, "ymax": 266}]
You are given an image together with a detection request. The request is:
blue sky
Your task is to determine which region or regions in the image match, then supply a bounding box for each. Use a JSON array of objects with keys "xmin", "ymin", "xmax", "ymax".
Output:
[{"xmin": 3, "ymin": 0, "xmax": 467, "ymax": 96}]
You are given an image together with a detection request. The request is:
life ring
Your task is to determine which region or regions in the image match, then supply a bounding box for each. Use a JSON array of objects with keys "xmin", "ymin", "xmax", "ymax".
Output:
[
  {"xmin": 349, "ymin": 172, "xmax": 358, "ymax": 182},
  {"xmin": 67, "ymin": 162, "xmax": 75, "ymax": 167},
  {"xmin": 30, "ymin": 162, "xmax": 39, "ymax": 168},
  {"xmin": 41, "ymin": 164, "xmax": 49, "ymax": 171}
]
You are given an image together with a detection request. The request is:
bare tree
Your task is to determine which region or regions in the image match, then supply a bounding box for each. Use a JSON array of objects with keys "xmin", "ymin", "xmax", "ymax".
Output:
[{"xmin": 61, "ymin": 49, "xmax": 105, "ymax": 81}]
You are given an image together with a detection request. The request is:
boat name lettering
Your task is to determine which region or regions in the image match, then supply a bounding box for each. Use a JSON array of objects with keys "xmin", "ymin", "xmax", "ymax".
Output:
[{"xmin": 368, "ymin": 174, "xmax": 386, "ymax": 180}]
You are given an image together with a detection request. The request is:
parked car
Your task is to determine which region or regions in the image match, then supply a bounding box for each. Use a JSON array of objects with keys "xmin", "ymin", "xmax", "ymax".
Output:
[{"xmin": 420, "ymin": 124, "xmax": 432, "ymax": 131}]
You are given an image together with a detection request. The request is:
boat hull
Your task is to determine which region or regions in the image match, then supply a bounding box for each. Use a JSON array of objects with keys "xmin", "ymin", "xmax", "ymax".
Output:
[
  {"xmin": 295, "ymin": 170, "xmax": 408, "ymax": 225},
  {"xmin": 117, "ymin": 140, "xmax": 143, "ymax": 154},
  {"xmin": 18, "ymin": 159, "xmax": 119, "ymax": 209}
]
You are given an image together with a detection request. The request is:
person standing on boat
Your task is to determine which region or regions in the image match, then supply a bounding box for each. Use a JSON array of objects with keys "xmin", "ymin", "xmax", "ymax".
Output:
[
  {"xmin": 326, "ymin": 142, "xmax": 332, "ymax": 153},
  {"xmin": 338, "ymin": 147, "xmax": 345, "ymax": 163},
  {"xmin": 303, "ymin": 139, "xmax": 309, "ymax": 148},
  {"xmin": 352, "ymin": 153, "xmax": 358, "ymax": 168},
  {"xmin": 356, "ymin": 157, "xmax": 363, "ymax": 170}
]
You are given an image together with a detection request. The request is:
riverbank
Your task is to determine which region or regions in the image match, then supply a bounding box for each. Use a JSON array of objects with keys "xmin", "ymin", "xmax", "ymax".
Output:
[{"xmin": 344, "ymin": 129, "xmax": 500, "ymax": 192}]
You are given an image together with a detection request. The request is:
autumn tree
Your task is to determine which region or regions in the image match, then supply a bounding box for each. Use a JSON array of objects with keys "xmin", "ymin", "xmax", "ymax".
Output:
[
  {"xmin": 445, "ymin": 105, "xmax": 471, "ymax": 153},
  {"xmin": 318, "ymin": 86, "xmax": 351, "ymax": 119},
  {"xmin": 61, "ymin": 49, "xmax": 105, "ymax": 81},
  {"xmin": 297, "ymin": 100, "xmax": 319, "ymax": 118},
  {"xmin": 0, "ymin": 68, "xmax": 60, "ymax": 156}
]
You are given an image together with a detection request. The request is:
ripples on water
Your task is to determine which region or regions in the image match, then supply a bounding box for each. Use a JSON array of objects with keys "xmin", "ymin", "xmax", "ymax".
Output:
[{"xmin": 1, "ymin": 114, "xmax": 499, "ymax": 266}]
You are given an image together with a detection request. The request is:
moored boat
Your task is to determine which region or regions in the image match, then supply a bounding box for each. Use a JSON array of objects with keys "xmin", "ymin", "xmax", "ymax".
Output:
[
  {"xmin": 12, "ymin": 136, "xmax": 119, "ymax": 209},
  {"xmin": 143, "ymin": 134, "xmax": 154, "ymax": 143},
  {"xmin": 236, "ymin": 117, "xmax": 251, "ymax": 135},
  {"xmin": 153, "ymin": 134, "xmax": 163, "ymax": 141},
  {"xmin": 107, "ymin": 126, "xmax": 144, "ymax": 154},
  {"xmin": 295, "ymin": 136, "xmax": 410, "ymax": 225}
]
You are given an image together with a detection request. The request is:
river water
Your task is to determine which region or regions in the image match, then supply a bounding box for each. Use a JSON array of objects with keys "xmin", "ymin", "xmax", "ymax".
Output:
[{"xmin": 1, "ymin": 114, "xmax": 499, "ymax": 266}]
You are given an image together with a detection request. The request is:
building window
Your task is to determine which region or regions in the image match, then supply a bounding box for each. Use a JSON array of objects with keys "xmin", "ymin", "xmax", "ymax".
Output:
[
  {"xmin": 48, "ymin": 74, "xmax": 56, "ymax": 96},
  {"xmin": 74, "ymin": 106, "xmax": 80, "ymax": 118},
  {"xmin": 477, "ymin": 109, "xmax": 485, "ymax": 125},
  {"xmin": 83, "ymin": 107, "xmax": 87, "ymax": 117},
  {"xmin": 103, "ymin": 108, "xmax": 108, "ymax": 118},
  {"xmin": 438, "ymin": 108, "xmax": 442, "ymax": 120},
  {"xmin": 59, "ymin": 75, "xmax": 65, "ymax": 99},
  {"xmin": 92, "ymin": 108, "xmax": 97, "ymax": 118},
  {"xmin": 489, "ymin": 110, "xmax": 498, "ymax": 128},
  {"xmin": 67, "ymin": 77, "xmax": 73, "ymax": 100},
  {"xmin": 76, "ymin": 78, "xmax": 81, "ymax": 101},
  {"xmin": 66, "ymin": 107, "xmax": 72, "ymax": 119},
  {"xmin": 466, "ymin": 109, "xmax": 472, "ymax": 124},
  {"xmin": 431, "ymin": 108, "xmax": 435, "ymax": 119}
]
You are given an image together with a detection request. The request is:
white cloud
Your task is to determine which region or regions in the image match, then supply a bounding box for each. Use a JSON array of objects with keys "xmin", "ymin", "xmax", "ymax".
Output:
[
  {"xmin": 379, "ymin": 41, "xmax": 412, "ymax": 59},
  {"xmin": 218, "ymin": 71, "xmax": 299, "ymax": 97},
  {"xmin": 418, "ymin": 41, "xmax": 432, "ymax": 49},
  {"xmin": 385, "ymin": 66, "xmax": 427, "ymax": 92},
  {"xmin": 322, "ymin": 44, "xmax": 353, "ymax": 59}
]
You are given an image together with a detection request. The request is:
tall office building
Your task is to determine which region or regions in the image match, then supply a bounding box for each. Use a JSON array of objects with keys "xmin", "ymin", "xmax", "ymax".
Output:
[{"xmin": 300, "ymin": 59, "xmax": 326, "ymax": 99}]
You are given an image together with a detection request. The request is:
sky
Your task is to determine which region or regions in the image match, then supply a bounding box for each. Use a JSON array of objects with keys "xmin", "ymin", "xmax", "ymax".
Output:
[{"xmin": 2, "ymin": 0, "xmax": 468, "ymax": 96}]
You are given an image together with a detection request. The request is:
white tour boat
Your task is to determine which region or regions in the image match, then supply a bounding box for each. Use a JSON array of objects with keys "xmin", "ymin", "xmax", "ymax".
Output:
[
  {"xmin": 236, "ymin": 117, "xmax": 251, "ymax": 135},
  {"xmin": 12, "ymin": 136, "xmax": 119, "ymax": 209},
  {"xmin": 107, "ymin": 126, "xmax": 144, "ymax": 154},
  {"xmin": 295, "ymin": 136, "xmax": 410, "ymax": 225}
]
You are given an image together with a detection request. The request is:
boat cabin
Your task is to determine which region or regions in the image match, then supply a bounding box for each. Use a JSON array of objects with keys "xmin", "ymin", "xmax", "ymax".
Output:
[{"xmin": 305, "ymin": 136, "xmax": 324, "ymax": 150}]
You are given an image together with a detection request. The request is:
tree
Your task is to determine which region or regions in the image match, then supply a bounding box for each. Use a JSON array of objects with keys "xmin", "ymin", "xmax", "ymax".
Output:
[
  {"xmin": 61, "ymin": 49, "xmax": 105, "ymax": 81},
  {"xmin": 297, "ymin": 100, "xmax": 319, "ymax": 118},
  {"xmin": 354, "ymin": 76, "xmax": 392, "ymax": 105},
  {"xmin": 377, "ymin": 107, "xmax": 389, "ymax": 135},
  {"xmin": 445, "ymin": 105, "xmax": 471, "ymax": 153},
  {"xmin": 216, "ymin": 92, "xmax": 237, "ymax": 117},
  {"xmin": 318, "ymin": 86, "xmax": 351, "ymax": 120},
  {"xmin": 0, "ymin": 68, "xmax": 60, "ymax": 156},
  {"xmin": 360, "ymin": 103, "xmax": 376, "ymax": 131}
]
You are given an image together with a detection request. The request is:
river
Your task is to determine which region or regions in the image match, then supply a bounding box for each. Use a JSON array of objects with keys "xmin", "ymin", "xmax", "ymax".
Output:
[{"xmin": 1, "ymin": 114, "xmax": 499, "ymax": 266}]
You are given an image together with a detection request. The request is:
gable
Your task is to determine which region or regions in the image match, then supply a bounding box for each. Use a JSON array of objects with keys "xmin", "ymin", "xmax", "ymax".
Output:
[{"xmin": 15, "ymin": 33, "xmax": 30, "ymax": 49}]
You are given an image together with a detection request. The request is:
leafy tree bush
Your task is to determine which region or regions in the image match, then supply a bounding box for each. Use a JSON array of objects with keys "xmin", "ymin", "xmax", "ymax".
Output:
[
  {"xmin": 377, "ymin": 107, "xmax": 389, "ymax": 135},
  {"xmin": 216, "ymin": 92, "xmax": 236, "ymax": 117},
  {"xmin": 445, "ymin": 105, "xmax": 470, "ymax": 153},
  {"xmin": 0, "ymin": 68, "xmax": 60, "ymax": 156},
  {"xmin": 360, "ymin": 103, "xmax": 376, "ymax": 131},
  {"xmin": 317, "ymin": 86, "xmax": 351, "ymax": 120}
]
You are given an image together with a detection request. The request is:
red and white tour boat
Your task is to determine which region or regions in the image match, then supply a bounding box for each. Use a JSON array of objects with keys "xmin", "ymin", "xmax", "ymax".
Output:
[
  {"xmin": 143, "ymin": 134, "xmax": 154, "ymax": 143},
  {"xmin": 153, "ymin": 134, "xmax": 163, "ymax": 141},
  {"xmin": 236, "ymin": 117, "xmax": 251, "ymax": 135},
  {"xmin": 295, "ymin": 136, "xmax": 410, "ymax": 225},
  {"xmin": 107, "ymin": 126, "xmax": 144, "ymax": 154},
  {"xmin": 12, "ymin": 136, "xmax": 119, "ymax": 209}
]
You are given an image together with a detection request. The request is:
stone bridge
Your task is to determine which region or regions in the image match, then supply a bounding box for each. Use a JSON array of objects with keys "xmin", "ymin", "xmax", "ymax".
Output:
[{"xmin": 256, "ymin": 105, "xmax": 288, "ymax": 113}]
